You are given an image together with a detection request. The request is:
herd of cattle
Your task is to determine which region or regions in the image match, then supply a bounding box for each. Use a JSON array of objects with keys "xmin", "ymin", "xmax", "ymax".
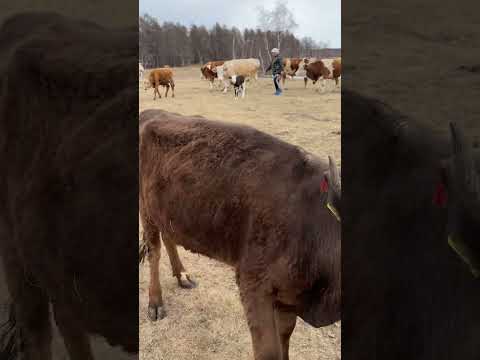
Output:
[{"xmin": 139, "ymin": 56, "xmax": 341, "ymax": 99}]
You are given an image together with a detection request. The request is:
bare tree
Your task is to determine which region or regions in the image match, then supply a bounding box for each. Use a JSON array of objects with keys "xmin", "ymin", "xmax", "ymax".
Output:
[
  {"xmin": 257, "ymin": 0, "xmax": 298, "ymax": 53},
  {"xmin": 138, "ymin": 13, "xmax": 339, "ymax": 68}
]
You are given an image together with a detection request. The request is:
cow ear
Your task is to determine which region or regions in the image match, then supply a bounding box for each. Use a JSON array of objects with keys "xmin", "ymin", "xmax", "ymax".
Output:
[{"xmin": 433, "ymin": 162, "xmax": 449, "ymax": 208}]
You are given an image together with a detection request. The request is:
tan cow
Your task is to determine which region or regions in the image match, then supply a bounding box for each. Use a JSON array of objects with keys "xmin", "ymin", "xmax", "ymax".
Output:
[
  {"xmin": 220, "ymin": 58, "xmax": 260, "ymax": 92},
  {"xmin": 144, "ymin": 67, "xmax": 175, "ymax": 100}
]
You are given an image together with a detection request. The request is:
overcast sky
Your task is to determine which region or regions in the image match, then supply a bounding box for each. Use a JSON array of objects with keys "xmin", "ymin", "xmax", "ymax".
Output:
[{"xmin": 139, "ymin": 0, "xmax": 341, "ymax": 48}]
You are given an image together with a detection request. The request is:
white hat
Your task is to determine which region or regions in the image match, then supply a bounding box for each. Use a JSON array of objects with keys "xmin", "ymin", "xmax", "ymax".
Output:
[{"xmin": 271, "ymin": 48, "xmax": 279, "ymax": 54}]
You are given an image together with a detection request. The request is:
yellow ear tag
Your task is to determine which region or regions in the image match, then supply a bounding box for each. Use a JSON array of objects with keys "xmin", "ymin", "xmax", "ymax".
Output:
[
  {"xmin": 327, "ymin": 202, "xmax": 341, "ymax": 222},
  {"xmin": 448, "ymin": 235, "xmax": 479, "ymax": 278}
]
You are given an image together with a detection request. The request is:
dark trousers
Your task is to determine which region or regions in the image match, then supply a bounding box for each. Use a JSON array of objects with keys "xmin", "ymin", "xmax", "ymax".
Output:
[{"xmin": 273, "ymin": 74, "xmax": 281, "ymax": 92}]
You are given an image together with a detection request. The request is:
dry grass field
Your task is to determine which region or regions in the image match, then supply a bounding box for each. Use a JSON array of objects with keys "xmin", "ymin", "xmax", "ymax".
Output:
[{"xmin": 139, "ymin": 63, "xmax": 341, "ymax": 360}]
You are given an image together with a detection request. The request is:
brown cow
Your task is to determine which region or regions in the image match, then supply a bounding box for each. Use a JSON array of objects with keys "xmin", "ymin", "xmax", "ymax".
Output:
[
  {"xmin": 200, "ymin": 60, "xmax": 225, "ymax": 88},
  {"xmin": 330, "ymin": 58, "xmax": 341, "ymax": 87},
  {"xmin": 280, "ymin": 58, "xmax": 302, "ymax": 87},
  {"xmin": 280, "ymin": 58, "xmax": 317, "ymax": 88},
  {"xmin": 145, "ymin": 67, "xmax": 175, "ymax": 99},
  {"xmin": 139, "ymin": 109, "xmax": 341, "ymax": 360},
  {"xmin": 304, "ymin": 60, "xmax": 331, "ymax": 92},
  {"xmin": 0, "ymin": 12, "xmax": 138, "ymax": 360}
]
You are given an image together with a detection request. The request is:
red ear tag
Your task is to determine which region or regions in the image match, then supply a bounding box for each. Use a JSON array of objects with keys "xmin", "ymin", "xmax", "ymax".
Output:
[
  {"xmin": 432, "ymin": 182, "xmax": 448, "ymax": 207},
  {"xmin": 320, "ymin": 177, "xmax": 329, "ymax": 192}
]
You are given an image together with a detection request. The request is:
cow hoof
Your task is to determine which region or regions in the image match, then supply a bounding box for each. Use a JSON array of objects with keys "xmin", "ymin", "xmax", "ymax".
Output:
[
  {"xmin": 178, "ymin": 272, "xmax": 197, "ymax": 289},
  {"xmin": 148, "ymin": 305, "xmax": 166, "ymax": 321}
]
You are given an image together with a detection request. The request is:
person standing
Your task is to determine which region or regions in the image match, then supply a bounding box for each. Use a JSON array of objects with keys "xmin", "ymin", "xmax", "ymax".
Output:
[{"xmin": 265, "ymin": 48, "xmax": 284, "ymax": 95}]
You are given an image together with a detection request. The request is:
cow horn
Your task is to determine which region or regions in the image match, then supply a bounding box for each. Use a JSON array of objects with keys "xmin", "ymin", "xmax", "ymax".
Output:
[
  {"xmin": 449, "ymin": 122, "xmax": 479, "ymax": 197},
  {"xmin": 328, "ymin": 156, "xmax": 340, "ymax": 190}
]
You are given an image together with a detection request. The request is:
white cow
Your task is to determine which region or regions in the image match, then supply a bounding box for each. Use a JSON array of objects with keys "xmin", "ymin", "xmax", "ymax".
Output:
[{"xmin": 220, "ymin": 58, "xmax": 260, "ymax": 93}]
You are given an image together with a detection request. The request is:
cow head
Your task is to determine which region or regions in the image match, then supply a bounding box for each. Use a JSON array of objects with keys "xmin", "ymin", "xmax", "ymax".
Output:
[
  {"xmin": 293, "ymin": 155, "xmax": 341, "ymax": 328},
  {"xmin": 320, "ymin": 155, "xmax": 341, "ymax": 222},
  {"xmin": 302, "ymin": 57, "xmax": 315, "ymax": 70},
  {"xmin": 438, "ymin": 123, "xmax": 480, "ymax": 277},
  {"xmin": 322, "ymin": 66, "xmax": 331, "ymax": 79}
]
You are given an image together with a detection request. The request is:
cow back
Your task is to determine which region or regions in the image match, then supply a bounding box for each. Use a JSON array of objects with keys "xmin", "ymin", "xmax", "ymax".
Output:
[{"xmin": 139, "ymin": 110, "xmax": 339, "ymax": 287}]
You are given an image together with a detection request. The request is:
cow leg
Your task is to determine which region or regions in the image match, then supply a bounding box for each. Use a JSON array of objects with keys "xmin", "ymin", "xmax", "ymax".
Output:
[
  {"xmin": 161, "ymin": 232, "xmax": 197, "ymax": 289},
  {"xmin": 154, "ymin": 85, "xmax": 161, "ymax": 100},
  {"xmin": 237, "ymin": 272, "xmax": 281, "ymax": 360},
  {"xmin": 1, "ymin": 252, "xmax": 52, "ymax": 360},
  {"xmin": 142, "ymin": 219, "xmax": 165, "ymax": 321},
  {"xmin": 165, "ymin": 85, "xmax": 169, "ymax": 98},
  {"xmin": 274, "ymin": 303, "xmax": 297, "ymax": 360},
  {"xmin": 52, "ymin": 304, "xmax": 94, "ymax": 360},
  {"xmin": 304, "ymin": 77, "xmax": 308, "ymax": 88},
  {"xmin": 171, "ymin": 82, "xmax": 175, "ymax": 98}
]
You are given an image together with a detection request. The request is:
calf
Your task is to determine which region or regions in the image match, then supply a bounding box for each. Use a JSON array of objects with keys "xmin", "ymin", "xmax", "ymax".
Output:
[
  {"xmin": 145, "ymin": 67, "xmax": 175, "ymax": 99},
  {"xmin": 221, "ymin": 58, "xmax": 260, "ymax": 92},
  {"xmin": 343, "ymin": 90, "xmax": 480, "ymax": 360},
  {"xmin": 139, "ymin": 110, "xmax": 341, "ymax": 360},
  {"xmin": 0, "ymin": 12, "xmax": 138, "ymax": 359},
  {"xmin": 229, "ymin": 75, "xmax": 245, "ymax": 98},
  {"xmin": 304, "ymin": 60, "xmax": 331, "ymax": 92}
]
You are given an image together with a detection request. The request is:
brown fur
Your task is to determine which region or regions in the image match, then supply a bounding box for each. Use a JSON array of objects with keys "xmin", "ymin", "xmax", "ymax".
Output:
[
  {"xmin": 200, "ymin": 60, "xmax": 225, "ymax": 85},
  {"xmin": 304, "ymin": 60, "xmax": 331, "ymax": 89},
  {"xmin": 145, "ymin": 67, "xmax": 175, "ymax": 99},
  {"xmin": 0, "ymin": 12, "xmax": 138, "ymax": 359},
  {"xmin": 139, "ymin": 109, "xmax": 341, "ymax": 360},
  {"xmin": 281, "ymin": 58, "xmax": 303, "ymax": 87},
  {"xmin": 331, "ymin": 58, "xmax": 341, "ymax": 85}
]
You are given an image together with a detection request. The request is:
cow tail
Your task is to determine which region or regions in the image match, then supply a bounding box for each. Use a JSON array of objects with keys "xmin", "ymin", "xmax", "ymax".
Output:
[{"xmin": 0, "ymin": 303, "xmax": 20, "ymax": 360}]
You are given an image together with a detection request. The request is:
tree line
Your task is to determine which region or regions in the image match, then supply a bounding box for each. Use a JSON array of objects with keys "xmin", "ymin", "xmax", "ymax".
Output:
[{"xmin": 139, "ymin": 14, "xmax": 340, "ymax": 71}]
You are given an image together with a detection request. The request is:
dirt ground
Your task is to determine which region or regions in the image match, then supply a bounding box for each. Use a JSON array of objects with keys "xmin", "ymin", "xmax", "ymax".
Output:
[{"xmin": 139, "ymin": 63, "xmax": 341, "ymax": 360}]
